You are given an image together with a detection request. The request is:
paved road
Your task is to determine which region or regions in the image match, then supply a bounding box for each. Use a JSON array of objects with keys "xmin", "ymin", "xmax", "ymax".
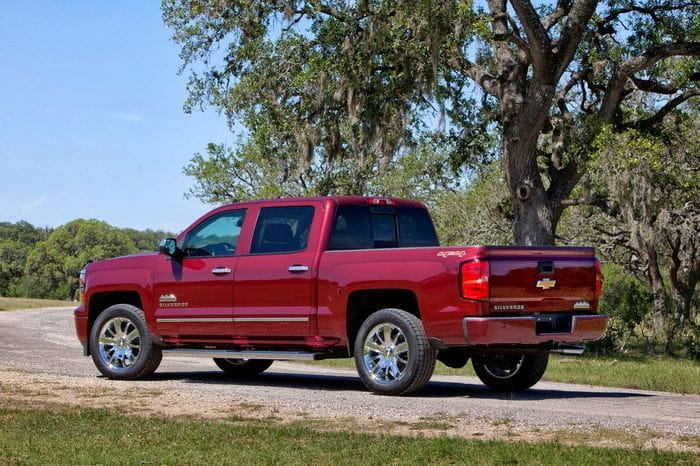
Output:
[{"xmin": 1, "ymin": 307, "xmax": 699, "ymax": 441}]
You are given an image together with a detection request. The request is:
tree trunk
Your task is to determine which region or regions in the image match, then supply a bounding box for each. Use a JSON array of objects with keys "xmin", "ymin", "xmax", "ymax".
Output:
[
  {"xmin": 646, "ymin": 248, "xmax": 667, "ymax": 331},
  {"xmin": 505, "ymin": 141, "xmax": 556, "ymax": 246},
  {"xmin": 502, "ymin": 85, "xmax": 557, "ymax": 246}
]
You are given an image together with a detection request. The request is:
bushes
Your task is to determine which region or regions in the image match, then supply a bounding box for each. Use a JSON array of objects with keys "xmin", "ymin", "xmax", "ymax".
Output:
[
  {"xmin": 588, "ymin": 264, "xmax": 653, "ymax": 355},
  {"xmin": 589, "ymin": 263, "xmax": 699, "ymax": 358},
  {"xmin": 0, "ymin": 220, "xmax": 173, "ymax": 300}
]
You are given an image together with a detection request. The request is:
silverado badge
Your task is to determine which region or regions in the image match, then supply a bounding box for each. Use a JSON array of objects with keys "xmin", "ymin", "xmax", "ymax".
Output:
[
  {"xmin": 536, "ymin": 278, "xmax": 556, "ymax": 290},
  {"xmin": 159, "ymin": 294, "xmax": 177, "ymax": 303}
]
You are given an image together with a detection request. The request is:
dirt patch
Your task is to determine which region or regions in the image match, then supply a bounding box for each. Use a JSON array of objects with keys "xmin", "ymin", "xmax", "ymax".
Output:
[{"xmin": 1, "ymin": 369, "xmax": 696, "ymax": 453}]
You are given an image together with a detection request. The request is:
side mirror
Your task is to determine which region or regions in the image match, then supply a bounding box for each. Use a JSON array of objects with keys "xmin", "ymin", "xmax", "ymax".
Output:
[{"xmin": 158, "ymin": 238, "xmax": 178, "ymax": 257}]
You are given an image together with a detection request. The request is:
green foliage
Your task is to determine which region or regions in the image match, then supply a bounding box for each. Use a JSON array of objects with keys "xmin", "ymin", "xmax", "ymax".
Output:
[
  {"xmin": 0, "ymin": 220, "xmax": 49, "ymax": 245},
  {"xmin": 21, "ymin": 220, "xmax": 137, "ymax": 300},
  {"xmin": 164, "ymin": 0, "xmax": 698, "ymax": 249},
  {"xmin": 429, "ymin": 162, "xmax": 513, "ymax": 246},
  {"xmin": 0, "ymin": 240, "xmax": 31, "ymax": 297},
  {"xmin": 0, "ymin": 221, "xmax": 50, "ymax": 296},
  {"xmin": 164, "ymin": 0, "xmax": 495, "ymax": 201},
  {"xmin": 121, "ymin": 227, "xmax": 175, "ymax": 252},
  {"xmin": 0, "ymin": 219, "xmax": 175, "ymax": 299},
  {"xmin": 599, "ymin": 264, "xmax": 653, "ymax": 333},
  {"xmin": 587, "ymin": 264, "xmax": 654, "ymax": 355},
  {"xmin": 585, "ymin": 114, "xmax": 699, "ymax": 349}
]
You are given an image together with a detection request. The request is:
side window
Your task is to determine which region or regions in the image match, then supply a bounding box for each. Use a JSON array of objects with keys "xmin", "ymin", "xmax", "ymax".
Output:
[
  {"xmin": 250, "ymin": 206, "xmax": 315, "ymax": 254},
  {"xmin": 397, "ymin": 207, "xmax": 439, "ymax": 247},
  {"xmin": 328, "ymin": 205, "xmax": 373, "ymax": 250},
  {"xmin": 184, "ymin": 210, "xmax": 246, "ymax": 257},
  {"xmin": 329, "ymin": 205, "xmax": 439, "ymax": 250}
]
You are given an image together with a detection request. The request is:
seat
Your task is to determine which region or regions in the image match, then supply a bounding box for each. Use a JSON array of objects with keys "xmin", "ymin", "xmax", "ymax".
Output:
[{"xmin": 258, "ymin": 223, "xmax": 298, "ymax": 253}]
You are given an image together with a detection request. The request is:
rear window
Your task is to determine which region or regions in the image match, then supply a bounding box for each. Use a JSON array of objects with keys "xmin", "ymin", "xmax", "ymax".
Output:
[{"xmin": 329, "ymin": 205, "xmax": 439, "ymax": 250}]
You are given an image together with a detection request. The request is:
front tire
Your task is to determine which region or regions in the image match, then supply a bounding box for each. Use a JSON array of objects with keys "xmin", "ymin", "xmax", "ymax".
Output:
[
  {"xmin": 354, "ymin": 308, "xmax": 436, "ymax": 395},
  {"xmin": 89, "ymin": 304, "xmax": 162, "ymax": 379},
  {"xmin": 472, "ymin": 353, "xmax": 549, "ymax": 391},
  {"xmin": 213, "ymin": 358, "xmax": 273, "ymax": 376}
]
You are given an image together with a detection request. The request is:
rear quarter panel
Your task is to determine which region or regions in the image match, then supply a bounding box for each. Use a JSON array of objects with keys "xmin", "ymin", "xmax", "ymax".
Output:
[{"xmin": 317, "ymin": 246, "xmax": 485, "ymax": 346}]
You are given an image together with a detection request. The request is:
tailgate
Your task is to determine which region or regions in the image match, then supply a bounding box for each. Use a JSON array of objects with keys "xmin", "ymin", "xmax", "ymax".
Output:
[{"xmin": 485, "ymin": 247, "xmax": 597, "ymax": 313}]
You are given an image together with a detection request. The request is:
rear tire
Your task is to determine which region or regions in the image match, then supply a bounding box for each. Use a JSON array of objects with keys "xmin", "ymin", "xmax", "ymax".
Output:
[
  {"xmin": 354, "ymin": 308, "xmax": 436, "ymax": 395},
  {"xmin": 472, "ymin": 353, "xmax": 549, "ymax": 391},
  {"xmin": 213, "ymin": 358, "xmax": 273, "ymax": 376},
  {"xmin": 89, "ymin": 304, "xmax": 162, "ymax": 379}
]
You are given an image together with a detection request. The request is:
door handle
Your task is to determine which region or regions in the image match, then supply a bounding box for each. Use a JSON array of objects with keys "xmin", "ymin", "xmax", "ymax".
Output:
[
  {"xmin": 287, "ymin": 265, "xmax": 309, "ymax": 273},
  {"xmin": 211, "ymin": 267, "xmax": 232, "ymax": 275}
]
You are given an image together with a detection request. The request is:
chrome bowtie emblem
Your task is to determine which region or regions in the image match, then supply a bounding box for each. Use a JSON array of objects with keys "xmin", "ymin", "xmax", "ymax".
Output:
[{"xmin": 536, "ymin": 278, "xmax": 556, "ymax": 290}]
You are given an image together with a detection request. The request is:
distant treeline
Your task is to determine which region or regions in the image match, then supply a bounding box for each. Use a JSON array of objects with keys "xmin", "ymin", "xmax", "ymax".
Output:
[{"xmin": 0, "ymin": 220, "xmax": 173, "ymax": 300}]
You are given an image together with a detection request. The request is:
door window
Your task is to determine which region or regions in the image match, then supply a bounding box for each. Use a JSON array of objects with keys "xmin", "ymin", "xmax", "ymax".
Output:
[
  {"xmin": 250, "ymin": 206, "xmax": 315, "ymax": 254},
  {"xmin": 184, "ymin": 210, "xmax": 246, "ymax": 257}
]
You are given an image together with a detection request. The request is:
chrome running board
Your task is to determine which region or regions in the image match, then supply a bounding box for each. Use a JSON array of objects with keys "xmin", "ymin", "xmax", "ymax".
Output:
[{"xmin": 162, "ymin": 349, "xmax": 324, "ymax": 360}]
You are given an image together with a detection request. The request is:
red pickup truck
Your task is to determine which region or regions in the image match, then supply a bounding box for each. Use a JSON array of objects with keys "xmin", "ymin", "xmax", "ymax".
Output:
[{"xmin": 74, "ymin": 196, "xmax": 607, "ymax": 395}]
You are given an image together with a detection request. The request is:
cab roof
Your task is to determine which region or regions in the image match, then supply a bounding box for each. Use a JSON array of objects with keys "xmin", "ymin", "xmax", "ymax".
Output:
[{"xmin": 222, "ymin": 195, "xmax": 427, "ymax": 210}]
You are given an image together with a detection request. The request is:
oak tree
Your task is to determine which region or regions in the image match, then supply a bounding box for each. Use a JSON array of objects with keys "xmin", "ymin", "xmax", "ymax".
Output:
[{"xmin": 164, "ymin": 0, "xmax": 699, "ymax": 245}]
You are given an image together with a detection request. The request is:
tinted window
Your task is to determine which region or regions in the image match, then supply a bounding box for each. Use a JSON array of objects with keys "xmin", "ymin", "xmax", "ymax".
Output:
[
  {"xmin": 250, "ymin": 206, "xmax": 315, "ymax": 254},
  {"xmin": 397, "ymin": 207, "xmax": 439, "ymax": 247},
  {"xmin": 329, "ymin": 205, "xmax": 373, "ymax": 250},
  {"xmin": 184, "ymin": 210, "xmax": 246, "ymax": 257},
  {"xmin": 371, "ymin": 213, "xmax": 398, "ymax": 248},
  {"xmin": 329, "ymin": 205, "xmax": 439, "ymax": 250}
]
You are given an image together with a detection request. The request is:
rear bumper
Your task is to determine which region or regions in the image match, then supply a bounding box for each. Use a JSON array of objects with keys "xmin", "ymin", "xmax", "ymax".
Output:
[{"xmin": 462, "ymin": 314, "xmax": 609, "ymax": 346}]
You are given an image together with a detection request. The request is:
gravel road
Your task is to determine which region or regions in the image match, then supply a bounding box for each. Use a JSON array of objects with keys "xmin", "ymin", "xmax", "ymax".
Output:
[{"xmin": 1, "ymin": 307, "xmax": 699, "ymax": 447}]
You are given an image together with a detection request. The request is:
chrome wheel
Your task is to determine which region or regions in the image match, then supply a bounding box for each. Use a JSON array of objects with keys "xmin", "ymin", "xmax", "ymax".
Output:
[
  {"xmin": 362, "ymin": 323, "xmax": 409, "ymax": 385},
  {"xmin": 97, "ymin": 317, "xmax": 141, "ymax": 371},
  {"xmin": 482, "ymin": 355, "xmax": 525, "ymax": 379}
]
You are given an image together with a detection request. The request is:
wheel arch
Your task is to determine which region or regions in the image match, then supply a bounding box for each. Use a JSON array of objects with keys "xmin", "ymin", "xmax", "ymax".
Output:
[
  {"xmin": 86, "ymin": 290, "xmax": 145, "ymax": 355},
  {"xmin": 345, "ymin": 288, "xmax": 420, "ymax": 356}
]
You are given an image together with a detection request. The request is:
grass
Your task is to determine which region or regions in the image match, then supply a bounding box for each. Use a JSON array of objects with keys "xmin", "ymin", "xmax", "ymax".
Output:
[
  {"xmin": 309, "ymin": 354, "xmax": 700, "ymax": 394},
  {"xmin": 0, "ymin": 296, "xmax": 74, "ymax": 311},
  {"xmin": 0, "ymin": 407, "xmax": 695, "ymax": 465}
]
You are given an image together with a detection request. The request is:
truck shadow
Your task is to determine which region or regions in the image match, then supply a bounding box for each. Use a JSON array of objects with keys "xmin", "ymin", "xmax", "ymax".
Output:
[{"xmin": 149, "ymin": 370, "xmax": 654, "ymax": 400}]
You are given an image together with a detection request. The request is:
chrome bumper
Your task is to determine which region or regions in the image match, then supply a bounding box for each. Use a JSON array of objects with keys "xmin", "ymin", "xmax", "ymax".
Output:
[{"xmin": 462, "ymin": 314, "xmax": 609, "ymax": 345}]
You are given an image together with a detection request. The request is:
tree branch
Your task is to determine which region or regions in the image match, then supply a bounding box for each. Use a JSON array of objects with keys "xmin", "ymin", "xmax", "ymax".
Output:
[
  {"xmin": 631, "ymin": 72, "xmax": 700, "ymax": 95},
  {"xmin": 553, "ymin": 0, "xmax": 598, "ymax": 79},
  {"xmin": 509, "ymin": 0, "xmax": 551, "ymax": 72},
  {"xmin": 598, "ymin": 2, "xmax": 700, "ymax": 27},
  {"xmin": 623, "ymin": 89, "xmax": 700, "ymax": 129},
  {"xmin": 620, "ymin": 42, "xmax": 700, "ymax": 76},
  {"xmin": 599, "ymin": 42, "xmax": 700, "ymax": 122},
  {"xmin": 631, "ymin": 77, "xmax": 680, "ymax": 95},
  {"xmin": 543, "ymin": 0, "xmax": 573, "ymax": 31},
  {"xmin": 507, "ymin": 33, "xmax": 533, "ymax": 62},
  {"xmin": 449, "ymin": 56, "xmax": 500, "ymax": 97}
]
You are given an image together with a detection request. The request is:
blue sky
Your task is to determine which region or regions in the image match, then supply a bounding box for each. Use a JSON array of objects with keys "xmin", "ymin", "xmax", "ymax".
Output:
[{"xmin": 0, "ymin": 1, "xmax": 233, "ymax": 233}]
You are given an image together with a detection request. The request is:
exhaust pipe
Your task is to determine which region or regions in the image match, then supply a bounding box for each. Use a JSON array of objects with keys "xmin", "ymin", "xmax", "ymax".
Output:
[{"xmin": 550, "ymin": 344, "xmax": 585, "ymax": 355}]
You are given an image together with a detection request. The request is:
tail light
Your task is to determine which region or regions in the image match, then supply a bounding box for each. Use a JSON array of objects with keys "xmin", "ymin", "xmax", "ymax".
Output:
[
  {"xmin": 461, "ymin": 259, "xmax": 489, "ymax": 300},
  {"xmin": 594, "ymin": 259, "xmax": 603, "ymax": 298}
]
